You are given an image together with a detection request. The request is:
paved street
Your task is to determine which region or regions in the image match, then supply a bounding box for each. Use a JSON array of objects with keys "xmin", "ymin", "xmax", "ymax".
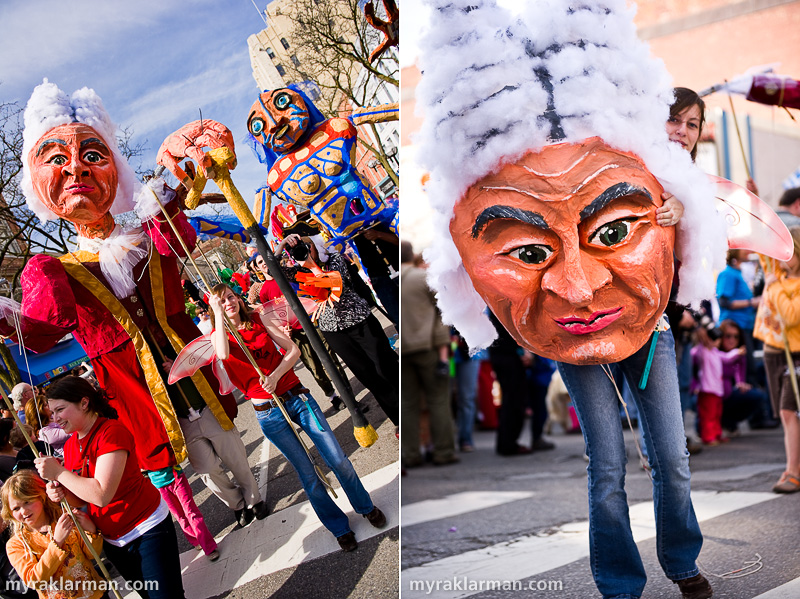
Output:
[
  {"xmin": 401, "ymin": 422, "xmax": 800, "ymax": 599},
  {"xmin": 115, "ymin": 313, "xmax": 400, "ymax": 599}
]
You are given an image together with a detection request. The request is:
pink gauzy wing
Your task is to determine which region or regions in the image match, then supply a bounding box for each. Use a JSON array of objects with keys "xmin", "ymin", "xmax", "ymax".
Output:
[
  {"xmin": 711, "ymin": 175, "xmax": 794, "ymax": 261},
  {"xmin": 258, "ymin": 296, "xmax": 318, "ymax": 328},
  {"xmin": 168, "ymin": 334, "xmax": 236, "ymax": 396}
]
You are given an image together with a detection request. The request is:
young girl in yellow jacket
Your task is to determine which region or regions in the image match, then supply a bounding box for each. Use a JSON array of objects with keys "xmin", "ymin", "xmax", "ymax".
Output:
[
  {"xmin": 1, "ymin": 470, "xmax": 106, "ymax": 599},
  {"xmin": 755, "ymin": 225, "xmax": 800, "ymax": 493}
]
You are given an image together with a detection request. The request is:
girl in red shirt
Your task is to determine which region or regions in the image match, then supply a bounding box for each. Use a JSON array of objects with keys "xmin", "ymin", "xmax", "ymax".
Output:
[
  {"xmin": 208, "ymin": 284, "xmax": 386, "ymax": 552},
  {"xmin": 34, "ymin": 377, "xmax": 185, "ymax": 599}
]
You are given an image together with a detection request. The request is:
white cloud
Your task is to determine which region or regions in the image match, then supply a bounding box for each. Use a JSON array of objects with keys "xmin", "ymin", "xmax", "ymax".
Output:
[{"xmin": 0, "ymin": 0, "xmax": 183, "ymax": 90}]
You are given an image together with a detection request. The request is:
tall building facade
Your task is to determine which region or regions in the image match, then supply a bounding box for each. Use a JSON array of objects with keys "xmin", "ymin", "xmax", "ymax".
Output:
[{"xmin": 247, "ymin": 0, "xmax": 399, "ymax": 197}]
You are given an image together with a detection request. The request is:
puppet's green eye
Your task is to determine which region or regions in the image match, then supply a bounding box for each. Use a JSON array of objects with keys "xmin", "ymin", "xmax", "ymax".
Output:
[
  {"xmin": 509, "ymin": 244, "xmax": 552, "ymax": 265},
  {"xmin": 591, "ymin": 218, "xmax": 635, "ymax": 247}
]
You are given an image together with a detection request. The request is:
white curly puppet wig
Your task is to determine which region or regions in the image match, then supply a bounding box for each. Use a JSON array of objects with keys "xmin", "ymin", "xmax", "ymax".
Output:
[
  {"xmin": 416, "ymin": 0, "xmax": 728, "ymax": 353},
  {"xmin": 20, "ymin": 79, "xmax": 139, "ymax": 222}
]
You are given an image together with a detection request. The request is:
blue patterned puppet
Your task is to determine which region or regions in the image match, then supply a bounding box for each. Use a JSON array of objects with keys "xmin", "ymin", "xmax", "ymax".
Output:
[{"xmin": 246, "ymin": 85, "xmax": 399, "ymax": 322}]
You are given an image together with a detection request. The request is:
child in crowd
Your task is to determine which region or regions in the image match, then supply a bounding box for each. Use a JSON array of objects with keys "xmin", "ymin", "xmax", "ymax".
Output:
[
  {"xmin": 1, "ymin": 470, "xmax": 107, "ymax": 599},
  {"xmin": 718, "ymin": 319, "xmax": 773, "ymax": 434},
  {"xmin": 25, "ymin": 398, "xmax": 68, "ymax": 454},
  {"xmin": 691, "ymin": 333, "xmax": 746, "ymax": 445},
  {"xmin": 145, "ymin": 466, "xmax": 219, "ymax": 561}
]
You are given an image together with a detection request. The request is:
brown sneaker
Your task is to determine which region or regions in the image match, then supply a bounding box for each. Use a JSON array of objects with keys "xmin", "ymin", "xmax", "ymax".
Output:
[
  {"xmin": 674, "ymin": 573, "xmax": 713, "ymax": 599},
  {"xmin": 337, "ymin": 531, "xmax": 358, "ymax": 552},
  {"xmin": 364, "ymin": 507, "xmax": 387, "ymax": 528}
]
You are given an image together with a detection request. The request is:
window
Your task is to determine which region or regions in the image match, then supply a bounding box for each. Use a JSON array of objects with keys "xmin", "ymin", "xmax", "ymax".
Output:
[
  {"xmin": 276, "ymin": 64, "xmax": 286, "ymax": 77},
  {"xmin": 280, "ymin": 37, "xmax": 290, "ymax": 50},
  {"xmin": 266, "ymin": 47, "xmax": 275, "ymax": 59},
  {"xmin": 291, "ymin": 54, "xmax": 300, "ymax": 67}
]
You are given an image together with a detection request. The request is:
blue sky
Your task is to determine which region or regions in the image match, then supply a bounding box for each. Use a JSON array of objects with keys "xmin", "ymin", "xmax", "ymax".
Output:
[{"xmin": 0, "ymin": 0, "xmax": 274, "ymax": 218}]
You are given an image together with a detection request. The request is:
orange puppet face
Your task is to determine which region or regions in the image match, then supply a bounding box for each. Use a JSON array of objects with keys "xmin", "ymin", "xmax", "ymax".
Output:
[
  {"xmin": 450, "ymin": 138, "xmax": 675, "ymax": 364},
  {"xmin": 247, "ymin": 88, "xmax": 310, "ymax": 154},
  {"xmin": 28, "ymin": 123, "xmax": 117, "ymax": 224}
]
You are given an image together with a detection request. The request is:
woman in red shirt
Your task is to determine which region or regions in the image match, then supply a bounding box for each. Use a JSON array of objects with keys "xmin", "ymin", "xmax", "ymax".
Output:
[
  {"xmin": 34, "ymin": 376, "xmax": 185, "ymax": 599},
  {"xmin": 208, "ymin": 284, "xmax": 386, "ymax": 552}
]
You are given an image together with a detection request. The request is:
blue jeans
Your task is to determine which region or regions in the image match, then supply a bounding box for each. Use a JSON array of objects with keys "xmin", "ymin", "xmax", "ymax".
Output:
[
  {"xmin": 103, "ymin": 516, "xmax": 185, "ymax": 599},
  {"xmin": 255, "ymin": 392, "xmax": 374, "ymax": 537},
  {"xmin": 456, "ymin": 358, "xmax": 481, "ymax": 447},
  {"xmin": 557, "ymin": 328, "xmax": 703, "ymax": 599}
]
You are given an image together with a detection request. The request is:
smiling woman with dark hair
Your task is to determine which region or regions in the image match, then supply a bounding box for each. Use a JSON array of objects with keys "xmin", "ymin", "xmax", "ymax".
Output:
[
  {"xmin": 34, "ymin": 376, "xmax": 185, "ymax": 599},
  {"xmin": 667, "ymin": 87, "xmax": 706, "ymax": 161}
]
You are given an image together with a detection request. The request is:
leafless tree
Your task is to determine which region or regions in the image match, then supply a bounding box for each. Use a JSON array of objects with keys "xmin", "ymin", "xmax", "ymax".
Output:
[{"xmin": 282, "ymin": 0, "xmax": 399, "ymax": 178}]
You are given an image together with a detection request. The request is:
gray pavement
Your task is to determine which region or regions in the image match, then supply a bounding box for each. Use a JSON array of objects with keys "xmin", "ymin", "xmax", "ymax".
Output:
[{"xmin": 401, "ymin": 420, "xmax": 800, "ymax": 598}]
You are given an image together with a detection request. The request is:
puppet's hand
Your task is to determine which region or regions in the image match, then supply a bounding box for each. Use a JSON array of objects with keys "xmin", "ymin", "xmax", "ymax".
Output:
[
  {"xmin": 157, "ymin": 120, "xmax": 236, "ymax": 191},
  {"xmin": 657, "ymin": 193, "xmax": 683, "ymax": 227}
]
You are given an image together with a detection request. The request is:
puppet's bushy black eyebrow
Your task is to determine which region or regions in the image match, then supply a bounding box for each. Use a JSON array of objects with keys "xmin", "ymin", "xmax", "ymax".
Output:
[
  {"xmin": 472, "ymin": 205, "xmax": 549, "ymax": 238},
  {"xmin": 579, "ymin": 183, "xmax": 652, "ymax": 221}
]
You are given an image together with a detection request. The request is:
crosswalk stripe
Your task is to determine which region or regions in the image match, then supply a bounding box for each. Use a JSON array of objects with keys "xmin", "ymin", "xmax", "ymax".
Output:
[
  {"xmin": 752, "ymin": 576, "xmax": 800, "ymax": 598},
  {"xmin": 119, "ymin": 462, "xmax": 398, "ymax": 599},
  {"xmin": 402, "ymin": 491, "xmax": 536, "ymax": 527},
  {"xmin": 401, "ymin": 490, "xmax": 779, "ymax": 599}
]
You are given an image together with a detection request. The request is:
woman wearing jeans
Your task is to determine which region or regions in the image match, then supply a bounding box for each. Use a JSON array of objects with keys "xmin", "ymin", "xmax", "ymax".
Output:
[
  {"xmin": 208, "ymin": 284, "xmax": 386, "ymax": 552},
  {"xmin": 35, "ymin": 376, "xmax": 185, "ymax": 599},
  {"xmin": 553, "ymin": 88, "xmax": 713, "ymax": 599}
]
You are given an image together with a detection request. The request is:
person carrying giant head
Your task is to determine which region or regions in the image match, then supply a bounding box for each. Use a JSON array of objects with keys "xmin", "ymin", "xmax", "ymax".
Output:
[
  {"xmin": 0, "ymin": 81, "xmax": 239, "ymax": 473},
  {"xmin": 418, "ymin": 0, "xmax": 733, "ymax": 363},
  {"xmin": 416, "ymin": 1, "xmax": 790, "ymax": 598}
]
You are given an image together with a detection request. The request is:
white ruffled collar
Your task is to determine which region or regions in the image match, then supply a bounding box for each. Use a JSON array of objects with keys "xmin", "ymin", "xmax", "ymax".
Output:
[{"xmin": 76, "ymin": 225, "xmax": 150, "ymax": 299}]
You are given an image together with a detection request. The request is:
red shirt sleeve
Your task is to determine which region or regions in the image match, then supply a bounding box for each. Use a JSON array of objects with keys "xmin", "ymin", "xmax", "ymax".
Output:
[{"xmin": 0, "ymin": 255, "xmax": 79, "ymax": 353}]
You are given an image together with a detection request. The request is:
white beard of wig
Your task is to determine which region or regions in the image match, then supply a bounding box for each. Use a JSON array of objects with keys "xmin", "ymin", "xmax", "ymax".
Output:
[
  {"xmin": 416, "ymin": 0, "xmax": 728, "ymax": 351},
  {"xmin": 20, "ymin": 79, "xmax": 139, "ymax": 223}
]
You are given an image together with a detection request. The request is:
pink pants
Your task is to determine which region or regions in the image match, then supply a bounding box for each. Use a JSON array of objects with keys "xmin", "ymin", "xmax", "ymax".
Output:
[
  {"xmin": 697, "ymin": 391, "xmax": 723, "ymax": 443},
  {"xmin": 159, "ymin": 472, "xmax": 217, "ymax": 555}
]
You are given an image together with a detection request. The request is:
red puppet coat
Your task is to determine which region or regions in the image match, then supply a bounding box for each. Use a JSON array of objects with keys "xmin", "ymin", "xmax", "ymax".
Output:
[{"xmin": 1, "ymin": 200, "xmax": 237, "ymax": 470}]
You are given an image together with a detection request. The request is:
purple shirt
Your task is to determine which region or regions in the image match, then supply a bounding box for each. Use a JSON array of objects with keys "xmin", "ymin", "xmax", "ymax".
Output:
[{"xmin": 691, "ymin": 345, "xmax": 742, "ymax": 397}]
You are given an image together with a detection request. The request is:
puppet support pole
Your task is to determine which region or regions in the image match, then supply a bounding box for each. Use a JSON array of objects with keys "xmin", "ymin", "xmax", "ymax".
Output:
[
  {"xmin": 202, "ymin": 147, "xmax": 379, "ymax": 448},
  {"xmin": 0, "ymin": 387, "xmax": 124, "ymax": 599}
]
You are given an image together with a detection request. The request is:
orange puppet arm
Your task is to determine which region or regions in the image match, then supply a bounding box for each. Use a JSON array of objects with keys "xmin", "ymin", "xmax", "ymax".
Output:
[{"xmin": 156, "ymin": 120, "xmax": 236, "ymax": 205}]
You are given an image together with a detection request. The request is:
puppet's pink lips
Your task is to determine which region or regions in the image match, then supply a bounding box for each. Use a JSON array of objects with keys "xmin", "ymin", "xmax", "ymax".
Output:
[
  {"xmin": 555, "ymin": 307, "xmax": 624, "ymax": 335},
  {"xmin": 66, "ymin": 184, "xmax": 94, "ymax": 194}
]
